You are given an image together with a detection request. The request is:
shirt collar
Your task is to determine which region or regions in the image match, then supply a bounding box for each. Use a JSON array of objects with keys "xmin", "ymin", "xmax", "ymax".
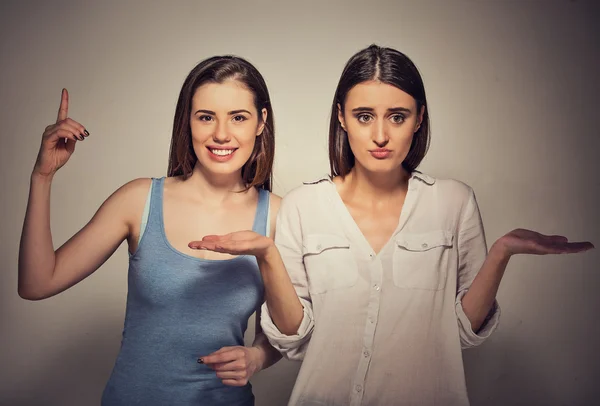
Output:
[
  {"xmin": 303, "ymin": 170, "xmax": 436, "ymax": 186},
  {"xmin": 411, "ymin": 170, "xmax": 436, "ymax": 185}
]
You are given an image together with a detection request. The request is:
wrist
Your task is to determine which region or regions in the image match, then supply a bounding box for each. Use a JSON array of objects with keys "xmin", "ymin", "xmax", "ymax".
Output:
[
  {"xmin": 489, "ymin": 238, "xmax": 512, "ymax": 262},
  {"xmin": 31, "ymin": 170, "xmax": 55, "ymax": 184},
  {"xmin": 257, "ymin": 243, "xmax": 280, "ymax": 267},
  {"xmin": 248, "ymin": 345, "xmax": 266, "ymax": 372}
]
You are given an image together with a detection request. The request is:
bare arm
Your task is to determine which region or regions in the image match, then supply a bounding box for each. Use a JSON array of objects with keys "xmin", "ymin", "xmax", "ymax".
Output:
[
  {"xmin": 190, "ymin": 193, "xmax": 305, "ymax": 335},
  {"xmin": 460, "ymin": 243, "xmax": 508, "ymax": 332},
  {"xmin": 257, "ymin": 247, "xmax": 304, "ymax": 336},
  {"xmin": 18, "ymin": 175, "xmax": 148, "ymax": 300},
  {"xmin": 458, "ymin": 188, "xmax": 594, "ymax": 333},
  {"xmin": 18, "ymin": 88, "xmax": 148, "ymax": 300},
  {"xmin": 462, "ymin": 230, "xmax": 593, "ymax": 332},
  {"xmin": 250, "ymin": 307, "xmax": 282, "ymax": 370}
]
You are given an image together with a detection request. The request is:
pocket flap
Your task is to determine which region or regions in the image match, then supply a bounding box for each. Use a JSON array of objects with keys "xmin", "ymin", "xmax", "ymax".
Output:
[
  {"xmin": 395, "ymin": 230, "xmax": 453, "ymax": 251},
  {"xmin": 303, "ymin": 234, "xmax": 351, "ymax": 255}
]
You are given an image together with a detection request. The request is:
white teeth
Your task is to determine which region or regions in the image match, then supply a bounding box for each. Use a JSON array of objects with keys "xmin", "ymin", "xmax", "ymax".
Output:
[{"xmin": 210, "ymin": 149, "xmax": 234, "ymax": 156}]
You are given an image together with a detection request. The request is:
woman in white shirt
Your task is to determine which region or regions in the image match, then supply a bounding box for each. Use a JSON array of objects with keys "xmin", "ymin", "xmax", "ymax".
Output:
[{"xmin": 190, "ymin": 45, "xmax": 594, "ymax": 406}]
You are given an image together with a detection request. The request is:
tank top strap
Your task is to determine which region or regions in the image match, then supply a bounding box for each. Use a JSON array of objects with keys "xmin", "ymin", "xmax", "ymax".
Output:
[
  {"xmin": 144, "ymin": 177, "xmax": 165, "ymax": 231},
  {"xmin": 251, "ymin": 188, "xmax": 270, "ymax": 237}
]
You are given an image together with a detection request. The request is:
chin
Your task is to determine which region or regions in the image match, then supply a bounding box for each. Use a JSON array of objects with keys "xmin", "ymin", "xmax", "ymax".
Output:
[
  {"xmin": 204, "ymin": 162, "xmax": 245, "ymax": 176},
  {"xmin": 360, "ymin": 161, "xmax": 403, "ymax": 175}
]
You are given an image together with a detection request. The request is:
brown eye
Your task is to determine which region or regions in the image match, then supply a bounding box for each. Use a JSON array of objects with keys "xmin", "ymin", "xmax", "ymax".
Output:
[
  {"xmin": 198, "ymin": 115, "xmax": 213, "ymax": 122},
  {"xmin": 357, "ymin": 114, "xmax": 373, "ymax": 123},
  {"xmin": 390, "ymin": 114, "xmax": 405, "ymax": 124},
  {"xmin": 232, "ymin": 115, "xmax": 247, "ymax": 123}
]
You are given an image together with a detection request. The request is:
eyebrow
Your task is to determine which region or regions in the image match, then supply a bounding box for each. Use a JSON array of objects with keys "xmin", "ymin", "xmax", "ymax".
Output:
[
  {"xmin": 194, "ymin": 109, "xmax": 253, "ymax": 116},
  {"xmin": 351, "ymin": 107, "xmax": 412, "ymax": 114}
]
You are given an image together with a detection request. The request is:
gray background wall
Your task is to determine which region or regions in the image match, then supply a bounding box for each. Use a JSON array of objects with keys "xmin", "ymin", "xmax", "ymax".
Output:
[{"xmin": 1, "ymin": 1, "xmax": 598, "ymax": 405}]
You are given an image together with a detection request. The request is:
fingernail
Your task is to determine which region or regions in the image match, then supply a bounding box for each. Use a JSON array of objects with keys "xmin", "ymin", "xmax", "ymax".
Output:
[
  {"xmin": 197, "ymin": 358, "xmax": 204, "ymax": 364},
  {"xmin": 84, "ymin": 129, "xmax": 90, "ymax": 136},
  {"xmin": 79, "ymin": 135, "xmax": 85, "ymax": 141}
]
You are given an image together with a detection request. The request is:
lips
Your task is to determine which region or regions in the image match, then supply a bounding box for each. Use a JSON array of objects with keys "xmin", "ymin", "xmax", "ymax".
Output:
[
  {"xmin": 369, "ymin": 149, "xmax": 392, "ymax": 159},
  {"xmin": 207, "ymin": 146, "xmax": 238, "ymax": 162}
]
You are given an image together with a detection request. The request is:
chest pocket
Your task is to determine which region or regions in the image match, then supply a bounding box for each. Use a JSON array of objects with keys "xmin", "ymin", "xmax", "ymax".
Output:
[
  {"xmin": 302, "ymin": 234, "xmax": 359, "ymax": 294},
  {"xmin": 392, "ymin": 230, "xmax": 454, "ymax": 291}
]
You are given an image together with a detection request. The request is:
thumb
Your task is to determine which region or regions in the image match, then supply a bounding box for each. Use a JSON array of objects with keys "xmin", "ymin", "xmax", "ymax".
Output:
[{"xmin": 56, "ymin": 88, "xmax": 69, "ymax": 123}]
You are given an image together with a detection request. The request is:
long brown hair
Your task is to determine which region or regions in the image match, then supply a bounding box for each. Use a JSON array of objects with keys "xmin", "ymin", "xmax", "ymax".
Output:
[
  {"xmin": 329, "ymin": 45, "xmax": 430, "ymax": 177},
  {"xmin": 167, "ymin": 55, "xmax": 275, "ymax": 191}
]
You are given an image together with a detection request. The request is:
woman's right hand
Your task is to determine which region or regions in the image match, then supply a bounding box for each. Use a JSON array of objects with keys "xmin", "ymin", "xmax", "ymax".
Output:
[{"xmin": 33, "ymin": 88, "xmax": 89, "ymax": 177}]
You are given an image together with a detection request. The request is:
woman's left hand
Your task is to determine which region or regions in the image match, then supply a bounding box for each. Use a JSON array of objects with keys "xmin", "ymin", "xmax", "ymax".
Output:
[
  {"xmin": 494, "ymin": 228, "xmax": 594, "ymax": 258},
  {"xmin": 189, "ymin": 231, "xmax": 274, "ymax": 259},
  {"xmin": 199, "ymin": 346, "xmax": 262, "ymax": 387}
]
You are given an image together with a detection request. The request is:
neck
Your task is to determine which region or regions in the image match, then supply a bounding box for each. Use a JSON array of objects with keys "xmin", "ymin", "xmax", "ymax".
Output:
[
  {"xmin": 342, "ymin": 163, "xmax": 410, "ymax": 202},
  {"xmin": 185, "ymin": 163, "xmax": 249, "ymax": 203}
]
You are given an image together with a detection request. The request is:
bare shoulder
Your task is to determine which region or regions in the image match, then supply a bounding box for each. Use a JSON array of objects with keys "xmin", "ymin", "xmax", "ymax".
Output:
[
  {"xmin": 95, "ymin": 178, "xmax": 153, "ymax": 224},
  {"xmin": 110, "ymin": 178, "xmax": 153, "ymax": 205}
]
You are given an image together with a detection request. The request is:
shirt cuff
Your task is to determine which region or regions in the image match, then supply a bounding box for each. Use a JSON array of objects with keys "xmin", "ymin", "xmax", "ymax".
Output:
[
  {"xmin": 455, "ymin": 289, "xmax": 501, "ymax": 349},
  {"xmin": 260, "ymin": 300, "xmax": 314, "ymax": 360}
]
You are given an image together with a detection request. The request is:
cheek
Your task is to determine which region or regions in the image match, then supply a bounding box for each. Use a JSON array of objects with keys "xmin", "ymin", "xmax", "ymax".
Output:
[
  {"xmin": 234, "ymin": 126, "xmax": 259, "ymax": 147},
  {"xmin": 190, "ymin": 122, "xmax": 213, "ymax": 141},
  {"xmin": 345, "ymin": 125, "xmax": 370, "ymax": 149}
]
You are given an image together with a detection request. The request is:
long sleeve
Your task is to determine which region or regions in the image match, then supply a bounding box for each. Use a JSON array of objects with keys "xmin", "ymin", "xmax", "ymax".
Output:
[
  {"xmin": 260, "ymin": 195, "xmax": 315, "ymax": 361},
  {"xmin": 455, "ymin": 188, "xmax": 501, "ymax": 349}
]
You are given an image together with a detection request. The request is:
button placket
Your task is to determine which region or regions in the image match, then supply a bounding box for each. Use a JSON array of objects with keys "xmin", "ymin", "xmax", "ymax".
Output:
[{"xmin": 350, "ymin": 257, "xmax": 382, "ymax": 406}]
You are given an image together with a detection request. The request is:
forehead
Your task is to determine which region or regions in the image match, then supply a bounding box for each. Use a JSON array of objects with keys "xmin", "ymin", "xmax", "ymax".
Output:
[
  {"xmin": 191, "ymin": 79, "xmax": 255, "ymax": 110},
  {"xmin": 345, "ymin": 80, "xmax": 416, "ymax": 110}
]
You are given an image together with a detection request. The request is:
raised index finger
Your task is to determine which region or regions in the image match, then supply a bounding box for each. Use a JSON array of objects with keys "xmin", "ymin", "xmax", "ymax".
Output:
[{"xmin": 56, "ymin": 88, "xmax": 69, "ymax": 123}]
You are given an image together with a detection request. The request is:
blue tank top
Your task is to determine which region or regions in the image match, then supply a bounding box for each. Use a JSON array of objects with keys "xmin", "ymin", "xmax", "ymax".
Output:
[{"xmin": 102, "ymin": 177, "xmax": 269, "ymax": 406}]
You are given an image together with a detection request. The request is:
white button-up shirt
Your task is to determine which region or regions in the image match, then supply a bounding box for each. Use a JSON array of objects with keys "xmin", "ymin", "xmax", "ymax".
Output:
[{"xmin": 261, "ymin": 172, "xmax": 500, "ymax": 406}]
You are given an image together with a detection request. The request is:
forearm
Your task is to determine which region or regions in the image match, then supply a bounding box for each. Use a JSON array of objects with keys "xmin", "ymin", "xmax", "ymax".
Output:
[
  {"xmin": 257, "ymin": 246, "xmax": 304, "ymax": 336},
  {"xmin": 461, "ymin": 241, "xmax": 510, "ymax": 332},
  {"xmin": 18, "ymin": 172, "xmax": 58, "ymax": 297},
  {"xmin": 251, "ymin": 330, "xmax": 282, "ymax": 371}
]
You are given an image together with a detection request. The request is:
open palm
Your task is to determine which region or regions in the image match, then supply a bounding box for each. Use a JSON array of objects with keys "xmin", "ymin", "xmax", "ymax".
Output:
[
  {"xmin": 498, "ymin": 228, "xmax": 594, "ymax": 256},
  {"xmin": 189, "ymin": 231, "xmax": 273, "ymax": 258}
]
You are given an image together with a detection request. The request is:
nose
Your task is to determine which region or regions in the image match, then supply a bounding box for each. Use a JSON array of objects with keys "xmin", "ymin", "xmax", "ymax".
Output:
[
  {"xmin": 372, "ymin": 119, "xmax": 389, "ymax": 147},
  {"xmin": 212, "ymin": 120, "xmax": 230, "ymax": 143}
]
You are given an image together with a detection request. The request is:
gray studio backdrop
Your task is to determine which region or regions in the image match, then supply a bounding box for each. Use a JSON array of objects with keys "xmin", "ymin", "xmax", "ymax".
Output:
[{"xmin": 1, "ymin": 1, "xmax": 598, "ymax": 405}]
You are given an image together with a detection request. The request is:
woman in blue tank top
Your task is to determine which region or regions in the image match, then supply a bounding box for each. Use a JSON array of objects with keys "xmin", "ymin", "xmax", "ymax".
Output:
[{"xmin": 18, "ymin": 55, "xmax": 282, "ymax": 405}]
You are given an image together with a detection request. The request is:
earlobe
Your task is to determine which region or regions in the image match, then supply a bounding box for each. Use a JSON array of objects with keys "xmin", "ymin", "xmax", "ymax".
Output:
[
  {"xmin": 415, "ymin": 105, "xmax": 425, "ymax": 133},
  {"xmin": 337, "ymin": 103, "xmax": 346, "ymax": 131},
  {"xmin": 257, "ymin": 108, "xmax": 268, "ymax": 136}
]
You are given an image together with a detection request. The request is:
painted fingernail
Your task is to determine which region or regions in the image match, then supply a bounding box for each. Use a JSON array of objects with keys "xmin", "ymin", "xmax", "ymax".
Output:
[
  {"xmin": 84, "ymin": 129, "xmax": 90, "ymax": 136},
  {"xmin": 197, "ymin": 358, "xmax": 204, "ymax": 364}
]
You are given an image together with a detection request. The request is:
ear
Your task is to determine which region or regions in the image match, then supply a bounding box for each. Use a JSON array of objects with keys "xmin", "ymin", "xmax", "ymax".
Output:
[
  {"xmin": 257, "ymin": 108, "xmax": 268, "ymax": 136},
  {"xmin": 414, "ymin": 105, "xmax": 425, "ymax": 133},
  {"xmin": 337, "ymin": 103, "xmax": 347, "ymax": 131}
]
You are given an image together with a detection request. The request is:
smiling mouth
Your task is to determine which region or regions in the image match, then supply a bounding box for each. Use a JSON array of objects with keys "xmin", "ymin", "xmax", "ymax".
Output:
[{"xmin": 207, "ymin": 147, "xmax": 237, "ymax": 156}]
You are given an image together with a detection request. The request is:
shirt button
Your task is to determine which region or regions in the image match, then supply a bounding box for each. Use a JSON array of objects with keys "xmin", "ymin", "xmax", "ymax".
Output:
[
  {"xmin": 316, "ymin": 244, "xmax": 322, "ymax": 251},
  {"xmin": 355, "ymin": 385, "xmax": 363, "ymax": 393},
  {"xmin": 373, "ymin": 285, "xmax": 380, "ymax": 291},
  {"xmin": 363, "ymin": 350, "xmax": 370, "ymax": 357},
  {"xmin": 421, "ymin": 243, "xmax": 428, "ymax": 249}
]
